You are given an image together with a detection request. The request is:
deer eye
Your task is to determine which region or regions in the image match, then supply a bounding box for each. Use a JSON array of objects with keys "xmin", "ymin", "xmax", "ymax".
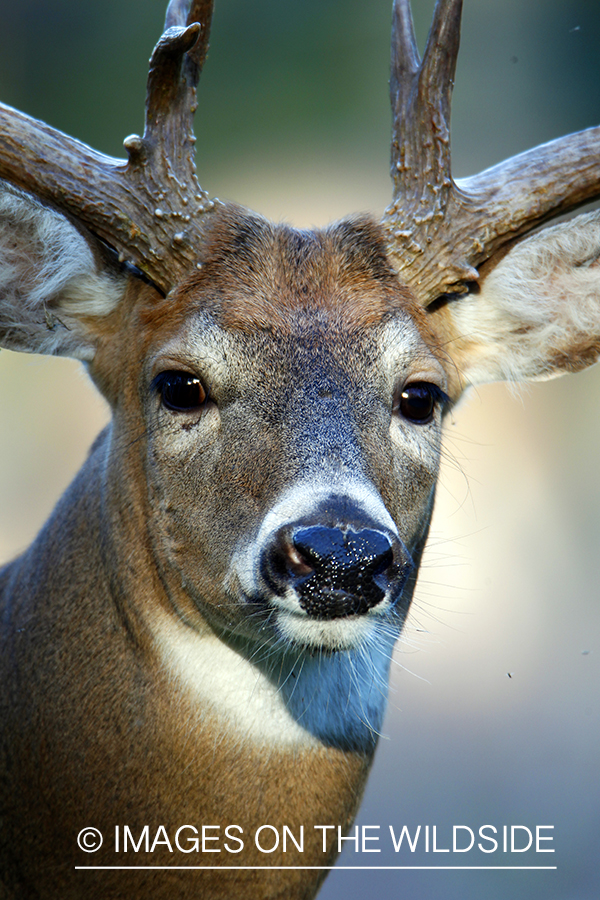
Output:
[
  {"xmin": 153, "ymin": 371, "xmax": 207, "ymax": 412},
  {"xmin": 395, "ymin": 382, "xmax": 446, "ymax": 424}
]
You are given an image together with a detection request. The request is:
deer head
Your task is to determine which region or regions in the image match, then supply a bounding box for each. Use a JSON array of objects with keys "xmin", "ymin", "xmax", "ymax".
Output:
[{"xmin": 0, "ymin": 1, "xmax": 599, "ymax": 896}]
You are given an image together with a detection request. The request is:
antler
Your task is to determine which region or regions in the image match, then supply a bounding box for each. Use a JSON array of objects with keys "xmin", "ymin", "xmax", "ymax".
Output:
[
  {"xmin": 383, "ymin": 0, "xmax": 600, "ymax": 305},
  {"xmin": 0, "ymin": 0, "xmax": 217, "ymax": 296}
]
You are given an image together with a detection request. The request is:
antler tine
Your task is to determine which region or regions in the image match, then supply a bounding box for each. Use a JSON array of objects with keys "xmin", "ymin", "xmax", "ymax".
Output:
[
  {"xmin": 389, "ymin": 0, "xmax": 461, "ymax": 202},
  {"xmin": 165, "ymin": 0, "xmax": 214, "ymax": 70},
  {"xmin": 417, "ymin": 0, "xmax": 462, "ymax": 174},
  {"xmin": 141, "ymin": 0, "xmax": 215, "ymax": 184},
  {"xmin": 141, "ymin": 22, "xmax": 202, "ymax": 182},
  {"xmin": 389, "ymin": 0, "xmax": 419, "ymax": 185},
  {"xmin": 384, "ymin": 0, "xmax": 600, "ymax": 306},
  {"xmin": 419, "ymin": 0, "xmax": 462, "ymax": 110},
  {"xmin": 390, "ymin": 0, "xmax": 420, "ymax": 92},
  {"xmin": 389, "ymin": 0, "xmax": 419, "ymax": 192},
  {"xmin": 0, "ymin": 1, "xmax": 219, "ymax": 297},
  {"xmin": 385, "ymin": 0, "xmax": 471, "ymax": 299}
]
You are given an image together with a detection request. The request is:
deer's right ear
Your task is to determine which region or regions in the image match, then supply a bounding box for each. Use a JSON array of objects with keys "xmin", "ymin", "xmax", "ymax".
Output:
[
  {"xmin": 0, "ymin": 182, "xmax": 128, "ymax": 360},
  {"xmin": 426, "ymin": 210, "xmax": 600, "ymax": 394}
]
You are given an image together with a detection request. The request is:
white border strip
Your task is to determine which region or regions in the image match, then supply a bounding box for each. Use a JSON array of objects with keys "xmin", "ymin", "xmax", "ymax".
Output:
[{"xmin": 75, "ymin": 865, "xmax": 558, "ymax": 871}]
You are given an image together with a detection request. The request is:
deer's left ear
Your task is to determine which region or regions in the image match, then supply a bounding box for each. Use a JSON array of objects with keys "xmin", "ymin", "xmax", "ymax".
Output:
[
  {"xmin": 0, "ymin": 182, "xmax": 129, "ymax": 360},
  {"xmin": 427, "ymin": 210, "xmax": 600, "ymax": 392}
]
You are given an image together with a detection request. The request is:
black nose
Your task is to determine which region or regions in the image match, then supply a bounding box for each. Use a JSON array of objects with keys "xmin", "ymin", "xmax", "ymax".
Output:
[{"xmin": 262, "ymin": 524, "xmax": 411, "ymax": 620}]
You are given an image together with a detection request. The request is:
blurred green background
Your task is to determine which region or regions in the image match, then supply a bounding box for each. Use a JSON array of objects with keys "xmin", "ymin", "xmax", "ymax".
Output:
[
  {"xmin": 1, "ymin": 0, "xmax": 599, "ymax": 217},
  {"xmin": 0, "ymin": 2, "xmax": 599, "ymax": 899}
]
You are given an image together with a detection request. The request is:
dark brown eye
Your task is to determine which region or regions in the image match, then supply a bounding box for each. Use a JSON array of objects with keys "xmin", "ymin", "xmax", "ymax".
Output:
[
  {"xmin": 396, "ymin": 382, "xmax": 444, "ymax": 424},
  {"xmin": 154, "ymin": 371, "xmax": 207, "ymax": 412}
]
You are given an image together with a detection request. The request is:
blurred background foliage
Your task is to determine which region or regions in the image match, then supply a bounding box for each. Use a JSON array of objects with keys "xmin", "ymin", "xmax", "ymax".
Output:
[{"xmin": 0, "ymin": 0, "xmax": 598, "ymax": 215}]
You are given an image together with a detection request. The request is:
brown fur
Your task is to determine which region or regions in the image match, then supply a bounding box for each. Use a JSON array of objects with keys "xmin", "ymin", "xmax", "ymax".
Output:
[
  {"xmin": 1, "ymin": 208, "xmax": 440, "ymax": 900},
  {"xmin": 140, "ymin": 207, "xmax": 422, "ymax": 338},
  {"xmin": 0, "ymin": 410, "xmax": 372, "ymax": 899}
]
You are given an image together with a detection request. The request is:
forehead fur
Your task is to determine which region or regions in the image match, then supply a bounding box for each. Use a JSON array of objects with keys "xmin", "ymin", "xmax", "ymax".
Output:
[{"xmin": 164, "ymin": 205, "xmax": 423, "ymax": 334}]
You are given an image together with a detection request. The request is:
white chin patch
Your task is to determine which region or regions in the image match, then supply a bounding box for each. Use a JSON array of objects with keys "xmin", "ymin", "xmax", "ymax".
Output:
[{"xmin": 275, "ymin": 604, "xmax": 387, "ymax": 652}]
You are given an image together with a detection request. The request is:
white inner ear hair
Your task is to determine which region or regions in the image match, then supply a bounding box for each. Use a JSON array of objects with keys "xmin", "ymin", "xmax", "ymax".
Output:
[
  {"xmin": 449, "ymin": 210, "xmax": 600, "ymax": 385},
  {"xmin": 0, "ymin": 181, "xmax": 126, "ymax": 359}
]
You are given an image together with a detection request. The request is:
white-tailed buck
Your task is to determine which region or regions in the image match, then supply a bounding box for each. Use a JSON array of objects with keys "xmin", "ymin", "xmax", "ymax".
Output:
[{"xmin": 0, "ymin": 0, "xmax": 599, "ymax": 897}]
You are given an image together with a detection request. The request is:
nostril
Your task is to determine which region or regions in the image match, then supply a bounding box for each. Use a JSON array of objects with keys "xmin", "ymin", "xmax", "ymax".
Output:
[
  {"xmin": 286, "ymin": 543, "xmax": 314, "ymax": 577},
  {"xmin": 260, "ymin": 529, "xmax": 313, "ymax": 593}
]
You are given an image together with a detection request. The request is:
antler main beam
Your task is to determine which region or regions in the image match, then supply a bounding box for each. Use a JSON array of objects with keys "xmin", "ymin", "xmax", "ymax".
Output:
[
  {"xmin": 383, "ymin": 0, "xmax": 600, "ymax": 305},
  {"xmin": 0, "ymin": 0, "xmax": 217, "ymax": 296}
]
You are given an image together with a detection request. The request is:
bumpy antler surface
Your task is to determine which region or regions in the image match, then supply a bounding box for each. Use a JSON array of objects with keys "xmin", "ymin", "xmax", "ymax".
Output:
[
  {"xmin": 383, "ymin": 0, "xmax": 600, "ymax": 305},
  {"xmin": 0, "ymin": 0, "xmax": 217, "ymax": 295}
]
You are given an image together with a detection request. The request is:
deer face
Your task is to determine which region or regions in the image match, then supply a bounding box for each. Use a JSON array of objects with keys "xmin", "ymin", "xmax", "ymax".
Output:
[{"xmin": 109, "ymin": 213, "xmax": 449, "ymax": 657}]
